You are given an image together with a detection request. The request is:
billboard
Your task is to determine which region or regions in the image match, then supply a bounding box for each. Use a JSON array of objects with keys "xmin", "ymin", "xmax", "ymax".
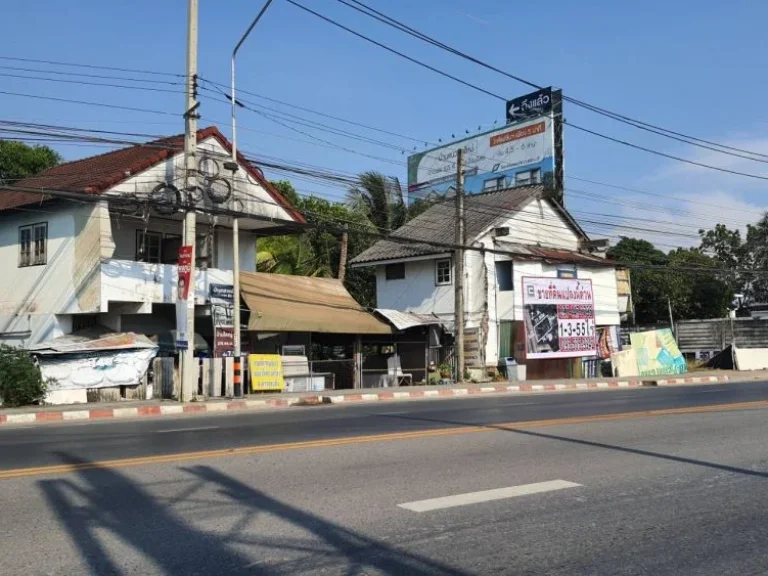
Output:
[
  {"xmin": 629, "ymin": 329, "xmax": 686, "ymax": 376},
  {"xmin": 407, "ymin": 115, "xmax": 555, "ymax": 198},
  {"xmin": 522, "ymin": 277, "xmax": 597, "ymax": 359},
  {"xmin": 506, "ymin": 87, "xmax": 554, "ymax": 123}
]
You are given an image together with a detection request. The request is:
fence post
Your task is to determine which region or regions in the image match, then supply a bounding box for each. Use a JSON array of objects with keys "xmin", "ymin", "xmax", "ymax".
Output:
[{"xmin": 224, "ymin": 356, "xmax": 234, "ymax": 397}]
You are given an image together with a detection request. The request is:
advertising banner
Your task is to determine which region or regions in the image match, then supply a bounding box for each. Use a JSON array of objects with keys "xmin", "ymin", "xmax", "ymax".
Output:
[
  {"xmin": 175, "ymin": 245, "xmax": 193, "ymax": 349},
  {"xmin": 209, "ymin": 283, "xmax": 234, "ymax": 305},
  {"xmin": 212, "ymin": 303, "xmax": 234, "ymax": 357},
  {"xmin": 407, "ymin": 116, "xmax": 554, "ymax": 198},
  {"xmin": 522, "ymin": 277, "xmax": 597, "ymax": 359},
  {"xmin": 630, "ymin": 329, "xmax": 686, "ymax": 376},
  {"xmin": 248, "ymin": 354, "xmax": 285, "ymax": 392}
]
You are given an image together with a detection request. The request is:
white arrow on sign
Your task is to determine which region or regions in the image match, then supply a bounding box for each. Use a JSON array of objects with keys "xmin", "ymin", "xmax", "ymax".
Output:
[{"xmin": 508, "ymin": 103, "xmax": 521, "ymax": 117}]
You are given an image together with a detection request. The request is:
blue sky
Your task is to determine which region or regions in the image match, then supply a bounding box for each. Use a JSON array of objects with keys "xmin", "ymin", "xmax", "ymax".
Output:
[{"xmin": 2, "ymin": 0, "xmax": 767, "ymax": 248}]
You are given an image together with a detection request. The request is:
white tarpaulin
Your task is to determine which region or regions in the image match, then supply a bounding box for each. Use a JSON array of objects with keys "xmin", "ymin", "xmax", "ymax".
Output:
[
  {"xmin": 733, "ymin": 346, "xmax": 768, "ymax": 371},
  {"xmin": 39, "ymin": 348, "xmax": 158, "ymax": 391}
]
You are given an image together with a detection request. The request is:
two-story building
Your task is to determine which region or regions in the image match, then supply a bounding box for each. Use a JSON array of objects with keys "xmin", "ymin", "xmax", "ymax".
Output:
[
  {"xmin": 350, "ymin": 185, "xmax": 623, "ymax": 379},
  {"xmin": 0, "ymin": 126, "xmax": 304, "ymax": 348}
]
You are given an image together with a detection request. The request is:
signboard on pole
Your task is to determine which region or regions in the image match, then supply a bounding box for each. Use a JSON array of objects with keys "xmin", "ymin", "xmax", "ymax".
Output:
[
  {"xmin": 248, "ymin": 354, "xmax": 285, "ymax": 392},
  {"xmin": 210, "ymin": 283, "xmax": 234, "ymax": 305},
  {"xmin": 522, "ymin": 277, "xmax": 597, "ymax": 359},
  {"xmin": 212, "ymin": 303, "xmax": 234, "ymax": 357},
  {"xmin": 506, "ymin": 87, "xmax": 554, "ymax": 123},
  {"xmin": 407, "ymin": 116, "xmax": 554, "ymax": 199},
  {"xmin": 175, "ymin": 245, "xmax": 193, "ymax": 349}
]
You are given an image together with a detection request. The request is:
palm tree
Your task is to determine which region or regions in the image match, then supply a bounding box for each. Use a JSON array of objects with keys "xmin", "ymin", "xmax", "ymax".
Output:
[
  {"xmin": 256, "ymin": 235, "xmax": 332, "ymax": 277},
  {"xmin": 346, "ymin": 171, "xmax": 407, "ymax": 233}
]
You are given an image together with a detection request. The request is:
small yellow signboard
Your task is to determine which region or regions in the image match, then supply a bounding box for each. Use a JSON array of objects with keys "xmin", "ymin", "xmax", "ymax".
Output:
[{"xmin": 248, "ymin": 354, "xmax": 285, "ymax": 392}]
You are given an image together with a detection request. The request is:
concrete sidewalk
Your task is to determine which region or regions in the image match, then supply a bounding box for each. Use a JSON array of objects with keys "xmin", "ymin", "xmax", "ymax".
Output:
[{"xmin": 0, "ymin": 370, "xmax": 762, "ymax": 426}]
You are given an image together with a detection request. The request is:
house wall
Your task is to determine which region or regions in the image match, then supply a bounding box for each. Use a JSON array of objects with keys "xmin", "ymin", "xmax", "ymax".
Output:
[
  {"xmin": 108, "ymin": 136, "xmax": 294, "ymax": 225},
  {"xmin": 0, "ymin": 202, "xmax": 89, "ymax": 346},
  {"xmin": 217, "ymin": 230, "xmax": 257, "ymax": 273},
  {"xmin": 507, "ymin": 198, "xmax": 580, "ymax": 250},
  {"xmin": 375, "ymin": 257, "xmax": 456, "ymax": 323}
]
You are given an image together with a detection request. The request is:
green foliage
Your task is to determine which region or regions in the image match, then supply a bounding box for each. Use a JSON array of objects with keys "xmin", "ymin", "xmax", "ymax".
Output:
[
  {"xmin": 270, "ymin": 179, "xmax": 301, "ymax": 207},
  {"xmin": 0, "ymin": 345, "xmax": 48, "ymax": 407},
  {"xmin": 346, "ymin": 171, "xmax": 406, "ymax": 233},
  {"xmin": 0, "ymin": 140, "xmax": 62, "ymax": 185},
  {"xmin": 608, "ymin": 238, "xmax": 733, "ymax": 323}
]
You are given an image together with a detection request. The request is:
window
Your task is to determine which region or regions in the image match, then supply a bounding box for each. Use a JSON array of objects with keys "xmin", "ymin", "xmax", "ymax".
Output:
[
  {"xmin": 557, "ymin": 266, "xmax": 577, "ymax": 279},
  {"xmin": 136, "ymin": 231, "xmax": 162, "ymax": 263},
  {"xmin": 495, "ymin": 261, "xmax": 513, "ymax": 291},
  {"xmin": 161, "ymin": 234, "xmax": 182, "ymax": 264},
  {"xmin": 483, "ymin": 176, "xmax": 505, "ymax": 191},
  {"xmin": 385, "ymin": 262, "xmax": 405, "ymax": 280},
  {"xmin": 514, "ymin": 169, "xmax": 541, "ymax": 187},
  {"xmin": 435, "ymin": 258, "xmax": 452, "ymax": 285},
  {"xmin": 19, "ymin": 222, "xmax": 47, "ymax": 267}
]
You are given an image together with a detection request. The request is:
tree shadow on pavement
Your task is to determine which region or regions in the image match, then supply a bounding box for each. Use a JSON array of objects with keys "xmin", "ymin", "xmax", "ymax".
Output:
[
  {"xmin": 38, "ymin": 452, "xmax": 470, "ymax": 576},
  {"xmin": 377, "ymin": 413, "xmax": 768, "ymax": 480}
]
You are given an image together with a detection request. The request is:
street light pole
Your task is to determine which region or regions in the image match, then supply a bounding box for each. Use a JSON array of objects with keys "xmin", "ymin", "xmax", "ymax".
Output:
[{"xmin": 226, "ymin": 0, "xmax": 275, "ymax": 398}]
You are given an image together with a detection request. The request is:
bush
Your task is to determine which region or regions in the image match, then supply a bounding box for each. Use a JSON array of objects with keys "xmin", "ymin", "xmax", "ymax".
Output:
[{"xmin": 0, "ymin": 345, "xmax": 47, "ymax": 407}]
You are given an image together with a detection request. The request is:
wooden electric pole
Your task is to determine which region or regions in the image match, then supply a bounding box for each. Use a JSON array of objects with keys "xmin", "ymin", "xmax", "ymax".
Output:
[{"xmin": 454, "ymin": 148, "xmax": 465, "ymax": 381}]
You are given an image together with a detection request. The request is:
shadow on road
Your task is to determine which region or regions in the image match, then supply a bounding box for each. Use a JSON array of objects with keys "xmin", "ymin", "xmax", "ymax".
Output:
[
  {"xmin": 377, "ymin": 413, "xmax": 768, "ymax": 480},
  {"xmin": 38, "ymin": 452, "xmax": 470, "ymax": 575}
]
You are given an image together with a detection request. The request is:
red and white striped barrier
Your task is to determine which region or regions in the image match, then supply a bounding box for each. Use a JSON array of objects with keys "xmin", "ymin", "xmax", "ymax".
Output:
[{"xmin": 654, "ymin": 375, "xmax": 729, "ymax": 386}]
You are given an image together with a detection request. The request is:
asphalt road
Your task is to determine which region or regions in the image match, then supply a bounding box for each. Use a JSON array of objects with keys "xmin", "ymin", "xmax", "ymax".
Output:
[{"xmin": 1, "ymin": 381, "xmax": 768, "ymax": 574}]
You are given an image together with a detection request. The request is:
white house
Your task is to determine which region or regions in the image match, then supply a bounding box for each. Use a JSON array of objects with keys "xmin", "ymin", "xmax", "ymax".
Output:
[
  {"xmin": 0, "ymin": 126, "xmax": 304, "ymax": 348},
  {"xmin": 350, "ymin": 185, "xmax": 624, "ymax": 379}
]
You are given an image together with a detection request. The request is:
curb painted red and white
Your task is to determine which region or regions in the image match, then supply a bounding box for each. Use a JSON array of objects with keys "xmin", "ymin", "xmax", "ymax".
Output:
[
  {"xmin": 654, "ymin": 375, "xmax": 730, "ymax": 386},
  {"xmin": 325, "ymin": 380, "xmax": 643, "ymax": 404},
  {"xmin": 0, "ymin": 375, "xmax": 733, "ymax": 426}
]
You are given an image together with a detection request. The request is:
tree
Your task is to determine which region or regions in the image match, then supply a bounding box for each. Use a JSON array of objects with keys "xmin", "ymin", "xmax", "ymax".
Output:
[
  {"xmin": 666, "ymin": 248, "xmax": 733, "ymax": 320},
  {"xmin": 270, "ymin": 179, "xmax": 300, "ymax": 207},
  {"xmin": 745, "ymin": 213, "xmax": 768, "ymax": 303},
  {"xmin": 346, "ymin": 171, "xmax": 406, "ymax": 233},
  {"xmin": 0, "ymin": 140, "xmax": 62, "ymax": 186},
  {"xmin": 607, "ymin": 238, "xmax": 669, "ymax": 324}
]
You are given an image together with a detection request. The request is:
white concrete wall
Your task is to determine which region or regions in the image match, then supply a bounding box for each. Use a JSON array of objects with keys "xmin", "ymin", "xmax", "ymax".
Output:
[
  {"xmin": 217, "ymin": 230, "xmax": 256, "ymax": 273},
  {"xmin": 100, "ymin": 260, "xmax": 234, "ymax": 309},
  {"xmin": 505, "ymin": 198, "xmax": 580, "ymax": 250},
  {"xmin": 108, "ymin": 136, "xmax": 295, "ymax": 225},
  {"xmin": 375, "ymin": 257, "xmax": 455, "ymax": 323},
  {"xmin": 0, "ymin": 203, "xmax": 83, "ymax": 346}
]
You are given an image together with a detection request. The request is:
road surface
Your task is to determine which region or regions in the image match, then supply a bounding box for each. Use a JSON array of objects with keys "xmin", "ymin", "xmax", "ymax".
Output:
[{"xmin": 1, "ymin": 381, "xmax": 767, "ymax": 574}]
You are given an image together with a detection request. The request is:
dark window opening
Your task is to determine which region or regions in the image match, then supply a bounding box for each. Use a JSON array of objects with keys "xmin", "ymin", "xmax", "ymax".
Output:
[
  {"xmin": 496, "ymin": 261, "xmax": 514, "ymax": 291},
  {"xmin": 385, "ymin": 262, "xmax": 405, "ymax": 280}
]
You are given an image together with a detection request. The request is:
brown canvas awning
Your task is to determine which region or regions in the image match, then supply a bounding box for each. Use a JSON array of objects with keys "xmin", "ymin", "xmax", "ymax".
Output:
[{"xmin": 240, "ymin": 271, "xmax": 392, "ymax": 334}]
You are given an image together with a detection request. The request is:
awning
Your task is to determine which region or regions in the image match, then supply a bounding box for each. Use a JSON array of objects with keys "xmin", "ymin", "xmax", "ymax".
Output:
[
  {"xmin": 375, "ymin": 309, "xmax": 446, "ymax": 331},
  {"xmin": 240, "ymin": 271, "xmax": 392, "ymax": 334}
]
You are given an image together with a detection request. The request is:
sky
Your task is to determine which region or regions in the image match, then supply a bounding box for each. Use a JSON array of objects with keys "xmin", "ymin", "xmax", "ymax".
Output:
[{"xmin": 2, "ymin": 0, "xmax": 767, "ymax": 250}]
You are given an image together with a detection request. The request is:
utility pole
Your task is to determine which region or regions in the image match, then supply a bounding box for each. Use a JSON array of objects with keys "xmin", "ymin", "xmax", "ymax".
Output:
[
  {"xmin": 227, "ymin": 0, "xmax": 276, "ymax": 398},
  {"xmin": 667, "ymin": 297, "xmax": 675, "ymax": 336},
  {"xmin": 454, "ymin": 148, "xmax": 465, "ymax": 381},
  {"xmin": 180, "ymin": 0, "xmax": 200, "ymax": 402},
  {"xmin": 338, "ymin": 228, "xmax": 349, "ymax": 283}
]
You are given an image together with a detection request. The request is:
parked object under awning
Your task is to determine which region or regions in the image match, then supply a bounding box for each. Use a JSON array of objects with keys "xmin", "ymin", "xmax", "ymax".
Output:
[{"xmin": 240, "ymin": 271, "xmax": 392, "ymax": 334}]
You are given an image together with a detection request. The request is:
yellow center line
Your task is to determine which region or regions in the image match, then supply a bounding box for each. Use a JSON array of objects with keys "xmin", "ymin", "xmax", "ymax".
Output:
[{"xmin": 1, "ymin": 400, "xmax": 766, "ymax": 480}]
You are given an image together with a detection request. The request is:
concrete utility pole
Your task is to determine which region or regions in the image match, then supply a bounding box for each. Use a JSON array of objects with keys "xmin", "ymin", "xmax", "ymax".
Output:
[
  {"xmin": 454, "ymin": 148, "xmax": 465, "ymax": 381},
  {"xmin": 181, "ymin": 0, "xmax": 200, "ymax": 402},
  {"xmin": 227, "ymin": 0, "xmax": 276, "ymax": 398}
]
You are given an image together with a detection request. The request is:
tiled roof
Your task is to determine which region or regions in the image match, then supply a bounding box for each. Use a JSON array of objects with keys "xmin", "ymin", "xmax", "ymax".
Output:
[
  {"xmin": 0, "ymin": 126, "xmax": 304, "ymax": 222},
  {"xmin": 351, "ymin": 185, "xmax": 546, "ymax": 264},
  {"xmin": 493, "ymin": 239, "xmax": 615, "ymax": 266}
]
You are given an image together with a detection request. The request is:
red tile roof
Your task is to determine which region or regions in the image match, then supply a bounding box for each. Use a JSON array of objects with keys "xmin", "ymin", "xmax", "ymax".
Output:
[{"xmin": 0, "ymin": 126, "xmax": 305, "ymax": 222}]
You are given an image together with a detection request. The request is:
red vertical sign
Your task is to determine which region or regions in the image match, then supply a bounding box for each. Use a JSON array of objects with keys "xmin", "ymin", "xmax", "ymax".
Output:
[{"xmin": 175, "ymin": 245, "xmax": 193, "ymax": 349}]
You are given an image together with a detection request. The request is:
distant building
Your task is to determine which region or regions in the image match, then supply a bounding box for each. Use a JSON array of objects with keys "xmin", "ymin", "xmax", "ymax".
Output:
[{"xmin": 350, "ymin": 185, "xmax": 625, "ymax": 379}]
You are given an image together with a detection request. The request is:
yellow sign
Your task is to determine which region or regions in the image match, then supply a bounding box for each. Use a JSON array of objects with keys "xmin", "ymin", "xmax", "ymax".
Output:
[{"xmin": 248, "ymin": 354, "xmax": 284, "ymax": 392}]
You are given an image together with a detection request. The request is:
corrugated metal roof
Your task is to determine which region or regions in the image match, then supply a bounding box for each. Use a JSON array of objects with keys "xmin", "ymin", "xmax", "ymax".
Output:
[
  {"xmin": 375, "ymin": 309, "xmax": 445, "ymax": 331},
  {"xmin": 493, "ymin": 238, "xmax": 616, "ymax": 266},
  {"xmin": 351, "ymin": 186, "xmax": 543, "ymax": 265},
  {"xmin": 29, "ymin": 328, "xmax": 157, "ymax": 355}
]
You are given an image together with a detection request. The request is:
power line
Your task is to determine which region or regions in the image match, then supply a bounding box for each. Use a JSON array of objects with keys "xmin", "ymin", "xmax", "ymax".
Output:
[
  {"xmin": 0, "ymin": 55, "xmax": 182, "ymax": 78},
  {"xmin": 338, "ymin": 0, "xmax": 768, "ymax": 164}
]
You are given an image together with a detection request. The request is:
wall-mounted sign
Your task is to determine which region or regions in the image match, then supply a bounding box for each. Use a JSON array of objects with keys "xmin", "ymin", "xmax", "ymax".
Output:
[
  {"xmin": 210, "ymin": 283, "xmax": 234, "ymax": 304},
  {"xmin": 522, "ymin": 277, "xmax": 597, "ymax": 359},
  {"xmin": 214, "ymin": 327, "xmax": 235, "ymax": 357}
]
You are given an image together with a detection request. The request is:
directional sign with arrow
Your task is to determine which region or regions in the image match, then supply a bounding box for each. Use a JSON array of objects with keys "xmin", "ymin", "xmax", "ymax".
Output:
[{"xmin": 506, "ymin": 88, "xmax": 553, "ymax": 123}]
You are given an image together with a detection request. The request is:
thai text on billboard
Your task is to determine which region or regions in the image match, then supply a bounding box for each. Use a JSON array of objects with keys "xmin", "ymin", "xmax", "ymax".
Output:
[
  {"xmin": 407, "ymin": 115, "xmax": 554, "ymax": 198},
  {"xmin": 522, "ymin": 277, "xmax": 597, "ymax": 359}
]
